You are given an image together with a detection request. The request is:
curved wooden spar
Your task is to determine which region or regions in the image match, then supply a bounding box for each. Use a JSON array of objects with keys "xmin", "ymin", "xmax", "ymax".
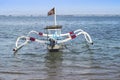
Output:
[{"xmin": 13, "ymin": 28, "xmax": 93, "ymax": 53}]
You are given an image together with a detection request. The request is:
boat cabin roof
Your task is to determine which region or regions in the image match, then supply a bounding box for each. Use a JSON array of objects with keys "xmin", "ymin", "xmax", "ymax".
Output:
[{"xmin": 44, "ymin": 25, "xmax": 62, "ymax": 29}]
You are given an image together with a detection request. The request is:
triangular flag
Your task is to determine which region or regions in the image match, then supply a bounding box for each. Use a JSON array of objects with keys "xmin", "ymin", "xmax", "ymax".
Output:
[{"xmin": 48, "ymin": 8, "xmax": 55, "ymax": 16}]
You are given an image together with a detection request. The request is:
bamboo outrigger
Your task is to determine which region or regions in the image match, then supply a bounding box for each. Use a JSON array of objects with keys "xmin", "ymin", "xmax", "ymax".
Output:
[{"xmin": 13, "ymin": 8, "xmax": 93, "ymax": 53}]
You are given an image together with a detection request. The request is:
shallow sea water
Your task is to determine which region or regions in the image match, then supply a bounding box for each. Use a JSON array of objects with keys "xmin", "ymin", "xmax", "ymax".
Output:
[{"xmin": 0, "ymin": 15, "xmax": 120, "ymax": 80}]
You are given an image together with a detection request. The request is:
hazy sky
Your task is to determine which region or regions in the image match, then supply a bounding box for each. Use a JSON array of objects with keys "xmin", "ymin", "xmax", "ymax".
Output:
[{"xmin": 0, "ymin": 0, "xmax": 120, "ymax": 15}]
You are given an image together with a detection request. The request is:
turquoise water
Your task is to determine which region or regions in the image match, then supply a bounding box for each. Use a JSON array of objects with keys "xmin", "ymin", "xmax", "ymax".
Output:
[{"xmin": 0, "ymin": 15, "xmax": 120, "ymax": 80}]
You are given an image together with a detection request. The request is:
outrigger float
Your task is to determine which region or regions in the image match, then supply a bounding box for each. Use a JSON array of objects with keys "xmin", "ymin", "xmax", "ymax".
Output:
[{"xmin": 13, "ymin": 8, "xmax": 93, "ymax": 53}]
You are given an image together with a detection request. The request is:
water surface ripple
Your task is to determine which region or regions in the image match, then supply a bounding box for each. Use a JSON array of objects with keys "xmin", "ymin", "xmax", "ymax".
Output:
[{"xmin": 0, "ymin": 15, "xmax": 120, "ymax": 80}]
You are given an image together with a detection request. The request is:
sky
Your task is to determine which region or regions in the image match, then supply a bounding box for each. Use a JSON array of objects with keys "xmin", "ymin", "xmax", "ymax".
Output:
[{"xmin": 0, "ymin": 0, "xmax": 120, "ymax": 15}]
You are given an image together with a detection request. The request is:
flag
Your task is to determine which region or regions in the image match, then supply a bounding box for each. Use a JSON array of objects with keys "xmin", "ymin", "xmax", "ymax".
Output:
[{"xmin": 48, "ymin": 8, "xmax": 55, "ymax": 16}]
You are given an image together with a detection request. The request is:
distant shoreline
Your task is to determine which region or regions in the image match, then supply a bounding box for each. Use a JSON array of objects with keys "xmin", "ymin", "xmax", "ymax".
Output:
[{"xmin": 0, "ymin": 14, "xmax": 120, "ymax": 17}]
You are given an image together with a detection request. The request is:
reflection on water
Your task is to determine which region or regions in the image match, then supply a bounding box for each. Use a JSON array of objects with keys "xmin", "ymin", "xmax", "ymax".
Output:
[
  {"xmin": 0, "ymin": 43, "xmax": 120, "ymax": 80},
  {"xmin": 0, "ymin": 15, "xmax": 120, "ymax": 80},
  {"xmin": 44, "ymin": 48, "xmax": 97, "ymax": 80},
  {"xmin": 45, "ymin": 51, "xmax": 63, "ymax": 80}
]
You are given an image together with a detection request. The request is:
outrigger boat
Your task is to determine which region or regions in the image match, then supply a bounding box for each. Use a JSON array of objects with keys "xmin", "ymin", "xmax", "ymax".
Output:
[{"xmin": 13, "ymin": 8, "xmax": 93, "ymax": 53}]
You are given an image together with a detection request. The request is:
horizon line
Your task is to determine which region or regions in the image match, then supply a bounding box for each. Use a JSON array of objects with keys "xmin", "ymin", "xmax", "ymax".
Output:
[{"xmin": 0, "ymin": 14, "xmax": 120, "ymax": 17}]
